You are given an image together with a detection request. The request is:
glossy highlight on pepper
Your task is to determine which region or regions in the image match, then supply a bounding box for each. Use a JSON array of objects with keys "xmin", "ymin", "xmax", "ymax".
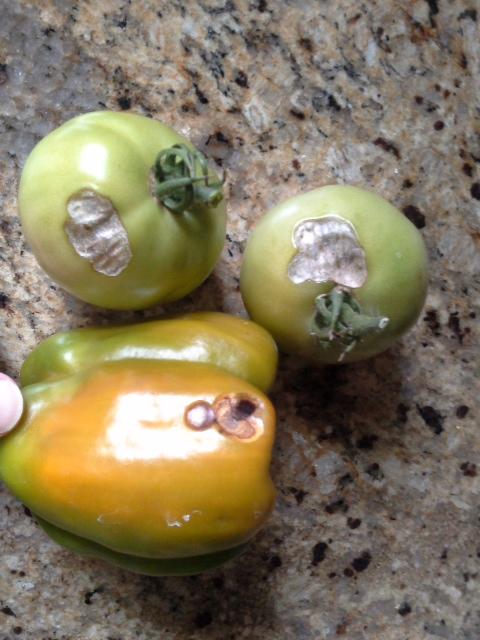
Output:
[{"xmin": 0, "ymin": 313, "xmax": 278, "ymax": 575}]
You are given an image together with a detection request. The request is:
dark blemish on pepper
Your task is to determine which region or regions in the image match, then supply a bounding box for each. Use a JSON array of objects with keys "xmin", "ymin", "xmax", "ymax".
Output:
[
  {"xmin": 398, "ymin": 602, "xmax": 412, "ymax": 616},
  {"xmin": 366, "ymin": 463, "xmax": 384, "ymax": 481},
  {"xmin": 0, "ymin": 63, "xmax": 8, "ymax": 85},
  {"xmin": 402, "ymin": 205, "xmax": 426, "ymax": 229},
  {"xmin": 373, "ymin": 137, "xmax": 400, "ymax": 159},
  {"xmin": 234, "ymin": 70, "xmax": 249, "ymax": 87},
  {"xmin": 460, "ymin": 462, "xmax": 477, "ymax": 477},
  {"xmin": 351, "ymin": 551, "xmax": 372, "ymax": 572},
  {"xmin": 456, "ymin": 405, "xmax": 469, "ymax": 418},
  {"xmin": 325, "ymin": 498, "xmax": 349, "ymax": 514},
  {"xmin": 213, "ymin": 394, "xmax": 261, "ymax": 440},
  {"xmin": 233, "ymin": 399, "xmax": 256, "ymax": 420},
  {"xmin": 463, "ymin": 163, "xmax": 473, "ymax": 177},
  {"xmin": 417, "ymin": 405, "xmax": 444, "ymax": 434},
  {"xmin": 356, "ymin": 434, "xmax": 378, "ymax": 450},
  {"xmin": 117, "ymin": 95, "xmax": 131, "ymax": 110},
  {"xmin": 194, "ymin": 611, "xmax": 212, "ymax": 628},
  {"xmin": 471, "ymin": 182, "xmax": 480, "ymax": 200},
  {"xmin": 312, "ymin": 541, "xmax": 328, "ymax": 566},
  {"xmin": 347, "ymin": 517, "xmax": 362, "ymax": 529}
]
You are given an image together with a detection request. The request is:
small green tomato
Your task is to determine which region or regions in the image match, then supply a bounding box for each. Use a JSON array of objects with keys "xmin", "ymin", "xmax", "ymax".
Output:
[
  {"xmin": 19, "ymin": 111, "xmax": 226, "ymax": 310},
  {"xmin": 240, "ymin": 185, "xmax": 428, "ymax": 364}
]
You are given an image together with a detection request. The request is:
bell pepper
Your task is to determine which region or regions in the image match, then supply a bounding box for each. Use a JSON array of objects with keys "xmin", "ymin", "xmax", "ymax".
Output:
[
  {"xmin": 21, "ymin": 311, "xmax": 278, "ymax": 393},
  {"xmin": 0, "ymin": 313, "xmax": 277, "ymax": 575}
]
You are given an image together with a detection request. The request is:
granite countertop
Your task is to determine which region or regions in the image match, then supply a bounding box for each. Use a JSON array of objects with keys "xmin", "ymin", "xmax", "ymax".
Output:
[{"xmin": 0, "ymin": 1, "xmax": 479, "ymax": 639}]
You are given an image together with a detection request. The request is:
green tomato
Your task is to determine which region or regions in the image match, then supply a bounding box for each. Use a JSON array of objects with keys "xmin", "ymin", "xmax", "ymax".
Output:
[
  {"xmin": 19, "ymin": 111, "xmax": 226, "ymax": 310},
  {"xmin": 240, "ymin": 185, "xmax": 428, "ymax": 364}
]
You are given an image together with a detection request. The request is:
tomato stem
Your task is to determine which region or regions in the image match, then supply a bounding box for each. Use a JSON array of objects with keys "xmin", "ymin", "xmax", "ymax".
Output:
[
  {"xmin": 311, "ymin": 289, "xmax": 389, "ymax": 361},
  {"xmin": 152, "ymin": 144, "xmax": 225, "ymax": 213}
]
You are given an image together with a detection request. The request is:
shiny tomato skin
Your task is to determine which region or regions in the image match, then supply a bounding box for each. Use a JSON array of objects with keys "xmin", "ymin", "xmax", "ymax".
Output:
[
  {"xmin": 19, "ymin": 111, "xmax": 226, "ymax": 310},
  {"xmin": 240, "ymin": 185, "xmax": 428, "ymax": 363}
]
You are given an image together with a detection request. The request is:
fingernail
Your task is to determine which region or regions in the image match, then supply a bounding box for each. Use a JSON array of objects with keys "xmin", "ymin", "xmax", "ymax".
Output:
[{"xmin": 0, "ymin": 374, "xmax": 24, "ymax": 436}]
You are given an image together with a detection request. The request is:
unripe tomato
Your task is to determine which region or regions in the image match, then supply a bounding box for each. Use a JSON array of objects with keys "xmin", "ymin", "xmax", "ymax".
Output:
[
  {"xmin": 19, "ymin": 111, "xmax": 226, "ymax": 310},
  {"xmin": 240, "ymin": 185, "xmax": 428, "ymax": 363}
]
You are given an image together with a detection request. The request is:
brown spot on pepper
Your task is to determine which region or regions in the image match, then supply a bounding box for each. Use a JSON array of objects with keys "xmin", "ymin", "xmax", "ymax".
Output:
[
  {"xmin": 213, "ymin": 393, "xmax": 263, "ymax": 440},
  {"xmin": 184, "ymin": 401, "xmax": 216, "ymax": 431}
]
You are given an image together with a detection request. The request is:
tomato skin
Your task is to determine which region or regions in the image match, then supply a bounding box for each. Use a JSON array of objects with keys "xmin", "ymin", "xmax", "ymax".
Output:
[
  {"xmin": 18, "ymin": 111, "xmax": 226, "ymax": 310},
  {"xmin": 240, "ymin": 185, "xmax": 428, "ymax": 364}
]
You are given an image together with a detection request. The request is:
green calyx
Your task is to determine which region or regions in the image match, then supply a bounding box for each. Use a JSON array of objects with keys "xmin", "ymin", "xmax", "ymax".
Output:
[
  {"xmin": 311, "ymin": 288, "xmax": 389, "ymax": 361},
  {"xmin": 153, "ymin": 144, "xmax": 225, "ymax": 213}
]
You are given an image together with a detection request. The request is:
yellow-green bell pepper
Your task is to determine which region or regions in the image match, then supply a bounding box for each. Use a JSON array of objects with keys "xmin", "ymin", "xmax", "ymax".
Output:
[
  {"xmin": 21, "ymin": 311, "xmax": 277, "ymax": 393},
  {"xmin": 0, "ymin": 313, "xmax": 278, "ymax": 575}
]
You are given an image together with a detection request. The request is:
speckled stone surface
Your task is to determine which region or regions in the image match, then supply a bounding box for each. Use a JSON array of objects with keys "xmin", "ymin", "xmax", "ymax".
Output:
[{"xmin": 0, "ymin": 1, "xmax": 479, "ymax": 639}]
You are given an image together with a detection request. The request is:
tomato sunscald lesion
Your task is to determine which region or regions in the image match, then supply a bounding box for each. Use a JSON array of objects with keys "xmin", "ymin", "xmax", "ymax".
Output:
[
  {"xmin": 18, "ymin": 111, "xmax": 227, "ymax": 310},
  {"xmin": 240, "ymin": 185, "xmax": 428, "ymax": 364}
]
